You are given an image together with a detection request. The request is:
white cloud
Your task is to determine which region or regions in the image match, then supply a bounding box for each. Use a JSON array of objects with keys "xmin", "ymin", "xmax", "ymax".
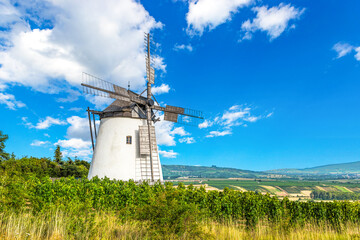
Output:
[
  {"xmin": 0, "ymin": 0, "xmax": 163, "ymax": 96},
  {"xmin": 69, "ymin": 107, "xmax": 82, "ymax": 112},
  {"xmin": 66, "ymin": 115, "xmax": 99, "ymax": 141},
  {"xmin": 153, "ymin": 56, "xmax": 167, "ymax": 72},
  {"xmin": 0, "ymin": 0, "xmax": 21, "ymax": 27},
  {"xmin": 266, "ymin": 112, "xmax": 273, "ymax": 118},
  {"xmin": 53, "ymin": 115, "xmax": 98, "ymax": 160},
  {"xmin": 206, "ymin": 130, "xmax": 232, "ymax": 138},
  {"xmin": 174, "ymin": 44, "xmax": 193, "ymax": 52},
  {"xmin": 332, "ymin": 42, "xmax": 354, "ymax": 59},
  {"xmin": 221, "ymin": 106, "xmax": 250, "ymax": 127},
  {"xmin": 152, "ymin": 83, "xmax": 170, "ymax": 95},
  {"xmin": 179, "ymin": 137, "xmax": 195, "ymax": 144},
  {"xmin": 243, "ymin": 116, "xmax": 259, "ymax": 122},
  {"xmin": 23, "ymin": 116, "xmax": 66, "ymax": 129},
  {"xmin": 171, "ymin": 127, "xmax": 189, "ymax": 136},
  {"xmin": 30, "ymin": 140, "xmax": 50, "ymax": 146},
  {"xmin": 186, "ymin": 0, "xmax": 253, "ymax": 35},
  {"xmin": 54, "ymin": 138, "xmax": 92, "ymax": 160},
  {"xmin": 221, "ymin": 105, "xmax": 267, "ymax": 126},
  {"xmin": 0, "ymin": 83, "xmax": 7, "ymax": 91},
  {"xmin": 354, "ymin": 47, "xmax": 360, "ymax": 61},
  {"xmin": 35, "ymin": 116, "xmax": 66, "ymax": 130},
  {"xmin": 55, "ymin": 138, "xmax": 91, "ymax": 149},
  {"xmin": 159, "ymin": 149, "xmax": 178, "ymax": 158},
  {"xmin": 331, "ymin": 42, "xmax": 360, "ymax": 61},
  {"xmin": 241, "ymin": 3, "xmax": 305, "ymax": 41},
  {"xmin": 201, "ymin": 104, "xmax": 271, "ymax": 138},
  {"xmin": 0, "ymin": 92, "xmax": 25, "ymax": 110},
  {"xmin": 198, "ymin": 119, "xmax": 213, "ymax": 129},
  {"xmin": 85, "ymin": 95, "xmax": 113, "ymax": 110},
  {"xmin": 155, "ymin": 115, "xmax": 190, "ymax": 146}
]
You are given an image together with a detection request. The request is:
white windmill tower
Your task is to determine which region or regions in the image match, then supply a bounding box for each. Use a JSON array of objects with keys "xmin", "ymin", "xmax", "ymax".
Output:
[{"xmin": 82, "ymin": 33, "xmax": 203, "ymax": 183}]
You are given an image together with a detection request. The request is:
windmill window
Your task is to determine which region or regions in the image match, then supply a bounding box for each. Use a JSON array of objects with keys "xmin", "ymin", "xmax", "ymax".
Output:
[{"xmin": 126, "ymin": 136, "xmax": 132, "ymax": 144}]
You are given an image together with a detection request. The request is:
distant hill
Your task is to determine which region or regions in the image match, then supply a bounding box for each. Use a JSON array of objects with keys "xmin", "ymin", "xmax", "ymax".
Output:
[
  {"xmin": 162, "ymin": 161, "xmax": 360, "ymax": 180},
  {"xmin": 267, "ymin": 161, "xmax": 360, "ymax": 176},
  {"xmin": 162, "ymin": 165, "xmax": 267, "ymax": 179}
]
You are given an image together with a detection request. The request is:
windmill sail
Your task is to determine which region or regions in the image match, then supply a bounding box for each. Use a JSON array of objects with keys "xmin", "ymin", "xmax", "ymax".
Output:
[{"xmin": 82, "ymin": 33, "xmax": 203, "ymax": 183}]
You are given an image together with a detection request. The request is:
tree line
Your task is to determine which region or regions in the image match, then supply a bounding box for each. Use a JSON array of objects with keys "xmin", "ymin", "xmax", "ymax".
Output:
[
  {"xmin": 311, "ymin": 189, "xmax": 360, "ymax": 200},
  {"xmin": 0, "ymin": 130, "xmax": 90, "ymax": 178}
]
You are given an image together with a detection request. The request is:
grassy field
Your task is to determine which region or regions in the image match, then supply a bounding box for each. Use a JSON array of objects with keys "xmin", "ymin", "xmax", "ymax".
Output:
[{"xmin": 2, "ymin": 211, "xmax": 360, "ymax": 240}]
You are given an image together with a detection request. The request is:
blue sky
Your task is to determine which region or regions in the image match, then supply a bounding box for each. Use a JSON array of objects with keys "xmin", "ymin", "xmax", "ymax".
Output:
[{"xmin": 0, "ymin": 0, "xmax": 360, "ymax": 171}]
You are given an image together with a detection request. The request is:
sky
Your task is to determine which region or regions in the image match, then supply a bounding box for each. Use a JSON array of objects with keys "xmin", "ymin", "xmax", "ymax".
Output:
[{"xmin": 0, "ymin": 0, "xmax": 360, "ymax": 171}]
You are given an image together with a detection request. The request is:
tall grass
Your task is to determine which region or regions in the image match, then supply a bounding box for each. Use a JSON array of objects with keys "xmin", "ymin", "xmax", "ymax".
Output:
[
  {"xmin": 0, "ymin": 211, "xmax": 149, "ymax": 240},
  {"xmin": 1, "ymin": 210, "xmax": 360, "ymax": 240}
]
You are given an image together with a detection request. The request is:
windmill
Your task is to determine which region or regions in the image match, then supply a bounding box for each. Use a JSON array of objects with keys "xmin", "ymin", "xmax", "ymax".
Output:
[{"xmin": 82, "ymin": 33, "xmax": 203, "ymax": 183}]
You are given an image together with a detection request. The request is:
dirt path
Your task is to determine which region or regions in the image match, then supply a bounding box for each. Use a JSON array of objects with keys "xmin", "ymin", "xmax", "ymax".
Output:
[
  {"xmin": 230, "ymin": 185, "xmax": 247, "ymax": 192},
  {"xmin": 261, "ymin": 185, "xmax": 288, "ymax": 196}
]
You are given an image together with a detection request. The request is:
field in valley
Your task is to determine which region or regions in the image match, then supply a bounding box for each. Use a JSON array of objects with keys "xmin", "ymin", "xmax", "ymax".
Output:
[{"xmin": 171, "ymin": 179, "xmax": 360, "ymax": 200}]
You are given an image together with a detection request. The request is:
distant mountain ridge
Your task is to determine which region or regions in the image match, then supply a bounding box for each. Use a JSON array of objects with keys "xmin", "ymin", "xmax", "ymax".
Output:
[
  {"xmin": 162, "ymin": 161, "xmax": 360, "ymax": 179},
  {"xmin": 267, "ymin": 161, "xmax": 360, "ymax": 175},
  {"xmin": 162, "ymin": 165, "xmax": 267, "ymax": 179}
]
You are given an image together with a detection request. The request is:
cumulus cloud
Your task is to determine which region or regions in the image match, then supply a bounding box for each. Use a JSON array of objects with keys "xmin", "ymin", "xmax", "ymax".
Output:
[
  {"xmin": 0, "ymin": 0, "xmax": 163, "ymax": 96},
  {"xmin": 0, "ymin": 0, "xmax": 20, "ymax": 27},
  {"xmin": 159, "ymin": 149, "xmax": 178, "ymax": 158},
  {"xmin": 69, "ymin": 107, "xmax": 82, "ymax": 112},
  {"xmin": 0, "ymin": 92, "xmax": 25, "ymax": 110},
  {"xmin": 174, "ymin": 44, "xmax": 193, "ymax": 52},
  {"xmin": 186, "ymin": 0, "xmax": 253, "ymax": 35},
  {"xmin": 179, "ymin": 137, "xmax": 195, "ymax": 144},
  {"xmin": 55, "ymin": 138, "xmax": 91, "ymax": 149},
  {"xmin": 198, "ymin": 119, "xmax": 213, "ymax": 129},
  {"xmin": 85, "ymin": 95, "xmax": 114, "ymax": 110},
  {"xmin": 54, "ymin": 138, "xmax": 92, "ymax": 160},
  {"xmin": 53, "ymin": 115, "xmax": 97, "ymax": 160},
  {"xmin": 66, "ymin": 116, "xmax": 97, "ymax": 141},
  {"xmin": 332, "ymin": 42, "xmax": 354, "ymax": 59},
  {"xmin": 30, "ymin": 140, "xmax": 50, "ymax": 146},
  {"xmin": 152, "ymin": 83, "xmax": 170, "ymax": 95},
  {"xmin": 33, "ymin": 116, "xmax": 66, "ymax": 130},
  {"xmin": 155, "ymin": 115, "xmax": 190, "ymax": 146},
  {"xmin": 201, "ymin": 104, "xmax": 271, "ymax": 138},
  {"xmin": 331, "ymin": 42, "xmax": 360, "ymax": 61},
  {"xmin": 219, "ymin": 105, "xmax": 263, "ymax": 127},
  {"xmin": 241, "ymin": 3, "xmax": 305, "ymax": 41},
  {"xmin": 355, "ymin": 47, "xmax": 360, "ymax": 61},
  {"xmin": 206, "ymin": 130, "xmax": 232, "ymax": 138},
  {"xmin": 266, "ymin": 112, "xmax": 274, "ymax": 118}
]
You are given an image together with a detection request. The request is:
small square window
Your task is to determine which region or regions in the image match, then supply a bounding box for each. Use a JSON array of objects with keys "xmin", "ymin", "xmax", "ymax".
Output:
[{"xmin": 126, "ymin": 136, "xmax": 132, "ymax": 144}]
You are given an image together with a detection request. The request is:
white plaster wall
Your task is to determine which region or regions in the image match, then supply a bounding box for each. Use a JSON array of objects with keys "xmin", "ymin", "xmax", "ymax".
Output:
[{"xmin": 88, "ymin": 117, "xmax": 146, "ymax": 180}]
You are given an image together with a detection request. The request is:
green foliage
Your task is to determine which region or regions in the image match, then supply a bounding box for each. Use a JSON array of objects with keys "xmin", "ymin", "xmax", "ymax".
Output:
[
  {"xmin": 311, "ymin": 189, "xmax": 360, "ymax": 200},
  {"xmin": 0, "ymin": 131, "xmax": 9, "ymax": 161},
  {"xmin": 54, "ymin": 145, "xmax": 62, "ymax": 164},
  {"xmin": 2, "ymin": 174, "xmax": 360, "ymax": 235},
  {"xmin": 136, "ymin": 192, "xmax": 209, "ymax": 239},
  {"xmin": 0, "ymin": 156, "xmax": 90, "ymax": 178}
]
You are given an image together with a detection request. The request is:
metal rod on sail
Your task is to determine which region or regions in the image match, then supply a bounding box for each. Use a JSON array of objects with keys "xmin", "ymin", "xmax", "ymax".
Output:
[
  {"xmin": 87, "ymin": 107, "xmax": 95, "ymax": 151},
  {"xmin": 146, "ymin": 33, "xmax": 154, "ymax": 182},
  {"xmin": 92, "ymin": 112, "xmax": 97, "ymax": 139}
]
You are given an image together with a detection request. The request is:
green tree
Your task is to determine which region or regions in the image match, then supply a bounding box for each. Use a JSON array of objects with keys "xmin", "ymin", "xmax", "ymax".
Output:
[
  {"xmin": 0, "ymin": 131, "xmax": 10, "ymax": 161},
  {"xmin": 54, "ymin": 145, "xmax": 62, "ymax": 164}
]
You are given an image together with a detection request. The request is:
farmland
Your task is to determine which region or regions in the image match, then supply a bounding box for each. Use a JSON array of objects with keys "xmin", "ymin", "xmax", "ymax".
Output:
[
  {"xmin": 171, "ymin": 179, "xmax": 360, "ymax": 200},
  {"xmin": 3, "ymin": 173, "xmax": 360, "ymax": 239},
  {"xmin": 2, "ymin": 149, "xmax": 360, "ymax": 238}
]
